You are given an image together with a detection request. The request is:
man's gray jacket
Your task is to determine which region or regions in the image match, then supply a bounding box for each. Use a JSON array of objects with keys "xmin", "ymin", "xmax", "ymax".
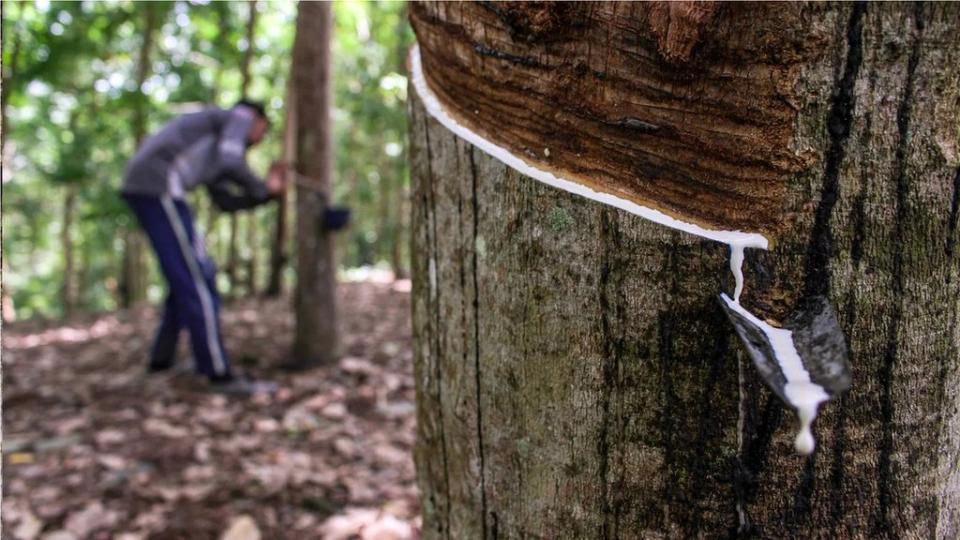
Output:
[{"xmin": 121, "ymin": 105, "xmax": 272, "ymax": 211}]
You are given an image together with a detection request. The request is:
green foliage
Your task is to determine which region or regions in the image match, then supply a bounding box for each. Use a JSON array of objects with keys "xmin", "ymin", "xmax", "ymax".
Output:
[
  {"xmin": 3, "ymin": 0, "xmax": 413, "ymax": 319},
  {"xmin": 333, "ymin": 0, "xmax": 413, "ymax": 269}
]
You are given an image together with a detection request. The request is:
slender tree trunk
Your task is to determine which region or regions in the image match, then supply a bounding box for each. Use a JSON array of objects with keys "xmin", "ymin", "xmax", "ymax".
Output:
[
  {"xmin": 292, "ymin": 1, "xmax": 338, "ymax": 365},
  {"xmin": 266, "ymin": 83, "xmax": 296, "ymax": 297},
  {"xmin": 390, "ymin": 155, "xmax": 409, "ymax": 280},
  {"xmin": 378, "ymin": 152, "xmax": 393, "ymax": 265},
  {"xmin": 226, "ymin": 0, "xmax": 259, "ymax": 298},
  {"xmin": 391, "ymin": 7, "xmax": 410, "ymax": 281},
  {"xmin": 203, "ymin": 1, "xmax": 231, "ymax": 267},
  {"xmin": 410, "ymin": 3, "xmax": 960, "ymax": 539},
  {"xmin": 120, "ymin": 4, "xmax": 158, "ymax": 309},
  {"xmin": 61, "ymin": 184, "xmax": 78, "ymax": 318},
  {"xmin": 244, "ymin": 1, "xmax": 259, "ymax": 296}
]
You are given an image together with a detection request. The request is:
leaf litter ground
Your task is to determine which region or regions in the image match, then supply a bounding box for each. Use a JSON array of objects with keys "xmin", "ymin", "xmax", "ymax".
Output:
[{"xmin": 3, "ymin": 279, "xmax": 420, "ymax": 540}]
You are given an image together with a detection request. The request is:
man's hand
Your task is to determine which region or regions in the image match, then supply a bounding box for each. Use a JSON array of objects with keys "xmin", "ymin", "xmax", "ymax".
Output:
[{"xmin": 266, "ymin": 161, "xmax": 288, "ymax": 195}]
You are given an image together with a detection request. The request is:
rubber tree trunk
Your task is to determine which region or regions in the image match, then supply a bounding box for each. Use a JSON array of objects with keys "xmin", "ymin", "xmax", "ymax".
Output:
[
  {"xmin": 292, "ymin": 1, "xmax": 338, "ymax": 365},
  {"xmin": 409, "ymin": 3, "xmax": 959, "ymax": 539}
]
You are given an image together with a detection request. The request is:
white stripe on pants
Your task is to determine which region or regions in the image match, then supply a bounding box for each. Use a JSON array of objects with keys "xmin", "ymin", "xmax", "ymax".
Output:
[{"xmin": 160, "ymin": 196, "xmax": 227, "ymax": 376}]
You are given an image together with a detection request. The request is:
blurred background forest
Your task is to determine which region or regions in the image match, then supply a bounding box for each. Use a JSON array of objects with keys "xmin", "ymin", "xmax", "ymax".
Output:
[{"xmin": 1, "ymin": 0, "xmax": 413, "ymax": 320}]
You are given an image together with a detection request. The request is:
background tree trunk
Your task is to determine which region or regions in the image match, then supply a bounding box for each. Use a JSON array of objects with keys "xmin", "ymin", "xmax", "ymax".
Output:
[
  {"xmin": 61, "ymin": 184, "xmax": 78, "ymax": 318},
  {"xmin": 119, "ymin": 3, "xmax": 157, "ymax": 309},
  {"xmin": 243, "ymin": 0, "xmax": 259, "ymax": 297},
  {"xmin": 410, "ymin": 3, "xmax": 959, "ymax": 539},
  {"xmin": 265, "ymin": 82, "xmax": 295, "ymax": 297},
  {"xmin": 226, "ymin": 0, "xmax": 259, "ymax": 299},
  {"xmin": 389, "ymin": 156, "xmax": 409, "ymax": 280},
  {"xmin": 291, "ymin": 1, "xmax": 338, "ymax": 365},
  {"xmin": 203, "ymin": 1, "xmax": 231, "ymax": 267},
  {"xmin": 390, "ymin": 5, "xmax": 410, "ymax": 281}
]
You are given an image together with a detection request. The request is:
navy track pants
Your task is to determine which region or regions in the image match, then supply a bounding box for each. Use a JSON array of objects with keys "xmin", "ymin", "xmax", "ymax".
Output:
[{"xmin": 123, "ymin": 194, "xmax": 231, "ymax": 379}]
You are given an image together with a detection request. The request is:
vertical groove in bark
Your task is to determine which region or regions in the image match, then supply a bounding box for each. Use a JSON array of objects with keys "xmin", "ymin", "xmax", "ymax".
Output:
[{"xmin": 468, "ymin": 148, "xmax": 489, "ymax": 540}]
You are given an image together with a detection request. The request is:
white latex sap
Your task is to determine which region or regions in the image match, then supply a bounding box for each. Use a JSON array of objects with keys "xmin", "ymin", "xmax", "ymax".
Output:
[{"xmin": 410, "ymin": 43, "xmax": 829, "ymax": 455}]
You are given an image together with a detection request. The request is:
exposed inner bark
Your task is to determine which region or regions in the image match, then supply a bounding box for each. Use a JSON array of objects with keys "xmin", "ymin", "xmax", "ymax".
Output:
[{"xmin": 409, "ymin": 2, "xmax": 828, "ymax": 236}]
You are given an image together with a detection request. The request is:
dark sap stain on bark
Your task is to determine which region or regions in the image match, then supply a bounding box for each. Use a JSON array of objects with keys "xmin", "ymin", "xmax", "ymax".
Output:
[
  {"xmin": 734, "ymin": 390, "xmax": 786, "ymax": 538},
  {"xmin": 803, "ymin": 2, "xmax": 867, "ymax": 299},
  {"xmin": 687, "ymin": 304, "xmax": 730, "ymax": 537},
  {"xmin": 830, "ymin": 391, "xmax": 851, "ymax": 527},
  {"xmin": 410, "ymin": 2, "xmax": 827, "ymax": 235},
  {"xmin": 787, "ymin": 454, "xmax": 817, "ymax": 532}
]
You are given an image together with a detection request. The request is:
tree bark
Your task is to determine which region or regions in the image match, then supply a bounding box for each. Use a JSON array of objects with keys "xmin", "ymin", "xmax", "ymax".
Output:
[
  {"xmin": 410, "ymin": 2, "xmax": 960, "ymax": 539},
  {"xmin": 266, "ymin": 82, "xmax": 296, "ymax": 297},
  {"xmin": 119, "ymin": 3, "xmax": 158, "ymax": 309},
  {"xmin": 61, "ymin": 184, "xmax": 78, "ymax": 318},
  {"xmin": 291, "ymin": 1, "xmax": 338, "ymax": 365}
]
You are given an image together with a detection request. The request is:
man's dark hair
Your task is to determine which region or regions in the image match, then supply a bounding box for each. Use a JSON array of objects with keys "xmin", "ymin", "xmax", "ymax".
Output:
[{"xmin": 235, "ymin": 99, "xmax": 268, "ymax": 122}]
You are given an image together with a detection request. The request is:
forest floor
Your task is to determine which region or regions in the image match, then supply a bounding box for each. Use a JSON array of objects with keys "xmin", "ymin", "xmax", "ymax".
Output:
[{"xmin": 2, "ymin": 278, "xmax": 420, "ymax": 540}]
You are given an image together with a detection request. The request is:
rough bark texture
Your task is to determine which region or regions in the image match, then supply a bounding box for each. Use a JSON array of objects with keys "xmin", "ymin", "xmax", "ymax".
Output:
[
  {"xmin": 292, "ymin": 1, "xmax": 338, "ymax": 364},
  {"xmin": 410, "ymin": 2, "xmax": 960, "ymax": 539}
]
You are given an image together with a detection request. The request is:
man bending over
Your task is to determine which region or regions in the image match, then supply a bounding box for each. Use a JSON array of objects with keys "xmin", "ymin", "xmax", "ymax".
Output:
[{"xmin": 120, "ymin": 100, "xmax": 285, "ymax": 395}]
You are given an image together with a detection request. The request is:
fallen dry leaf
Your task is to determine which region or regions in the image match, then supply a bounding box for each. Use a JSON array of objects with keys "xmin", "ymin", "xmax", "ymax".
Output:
[
  {"xmin": 221, "ymin": 515, "xmax": 261, "ymax": 540},
  {"xmin": 12, "ymin": 510, "xmax": 43, "ymax": 540}
]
